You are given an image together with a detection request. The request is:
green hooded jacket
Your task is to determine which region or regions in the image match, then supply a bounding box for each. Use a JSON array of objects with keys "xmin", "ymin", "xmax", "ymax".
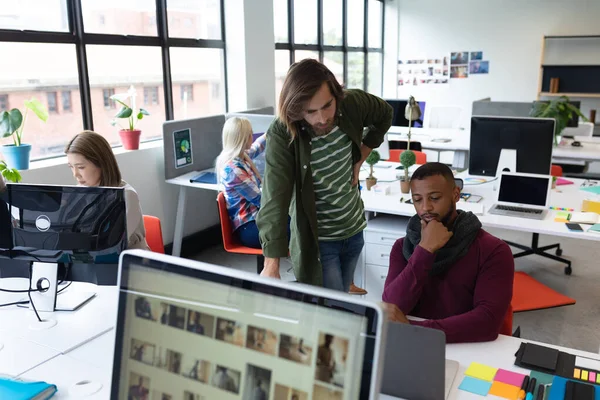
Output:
[{"xmin": 256, "ymin": 89, "xmax": 393, "ymax": 286}]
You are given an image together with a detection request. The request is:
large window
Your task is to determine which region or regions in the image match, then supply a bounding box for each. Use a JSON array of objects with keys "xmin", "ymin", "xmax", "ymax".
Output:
[
  {"xmin": 0, "ymin": 0, "xmax": 228, "ymax": 161},
  {"xmin": 274, "ymin": 0, "xmax": 384, "ymax": 99}
]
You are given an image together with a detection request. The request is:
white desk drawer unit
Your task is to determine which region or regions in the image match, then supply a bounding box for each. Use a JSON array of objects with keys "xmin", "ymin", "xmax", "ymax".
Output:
[{"xmin": 359, "ymin": 214, "xmax": 410, "ymax": 301}]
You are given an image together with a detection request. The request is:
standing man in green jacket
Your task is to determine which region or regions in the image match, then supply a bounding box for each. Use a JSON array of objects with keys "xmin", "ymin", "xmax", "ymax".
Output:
[{"xmin": 256, "ymin": 59, "xmax": 393, "ymax": 291}]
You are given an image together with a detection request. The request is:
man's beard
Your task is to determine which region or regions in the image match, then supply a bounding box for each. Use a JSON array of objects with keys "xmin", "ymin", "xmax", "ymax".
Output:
[
  {"xmin": 420, "ymin": 204, "xmax": 457, "ymax": 228},
  {"xmin": 312, "ymin": 120, "xmax": 334, "ymax": 136}
]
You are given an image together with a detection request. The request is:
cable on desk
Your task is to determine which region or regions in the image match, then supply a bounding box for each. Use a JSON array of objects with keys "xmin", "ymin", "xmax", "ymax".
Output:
[
  {"xmin": 57, "ymin": 281, "xmax": 73, "ymax": 294},
  {"xmin": 463, "ymin": 177, "xmax": 498, "ymax": 185},
  {"xmin": 28, "ymin": 263, "xmax": 42, "ymax": 323},
  {"xmin": 0, "ymin": 300, "xmax": 30, "ymax": 308}
]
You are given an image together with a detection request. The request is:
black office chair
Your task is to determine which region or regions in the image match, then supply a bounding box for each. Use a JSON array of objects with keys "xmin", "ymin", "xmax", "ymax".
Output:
[{"xmin": 389, "ymin": 140, "xmax": 423, "ymax": 152}]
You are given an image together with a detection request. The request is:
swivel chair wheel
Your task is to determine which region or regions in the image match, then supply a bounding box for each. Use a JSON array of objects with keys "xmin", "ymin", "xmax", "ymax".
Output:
[
  {"xmin": 564, "ymin": 266, "xmax": 572, "ymax": 275},
  {"xmin": 556, "ymin": 248, "xmax": 563, "ymax": 256}
]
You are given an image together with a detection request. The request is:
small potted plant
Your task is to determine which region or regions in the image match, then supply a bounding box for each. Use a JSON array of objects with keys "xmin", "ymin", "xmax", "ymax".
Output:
[
  {"xmin": 110, "ymin": 86, "xmax": 150, "ymax": 150},
  {"xmin": 530, "ymin": 96, "xmax": 587, "ymax": 146},
  {"xmin": 0, "ymin": 160, "xmax": 21, "ymax": 183},
  {"xmin": 0, "ymin": 98, "xmax": 48, "ymax": 170},
  {"xmin": 399, "ymin": 96, "xmax": 422, "ymax": 194},
  {"xmin": 400, "ymin": 151, "xmax": 416, "ymax": 193},
  {"xmin": 365, "ymin": 150, "xmax": 381, "ymax": 190}
]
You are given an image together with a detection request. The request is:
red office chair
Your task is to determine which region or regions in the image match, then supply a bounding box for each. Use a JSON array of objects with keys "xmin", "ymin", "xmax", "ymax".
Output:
[
  {"xmin": 217, "ymin": 192, "xmax": 264, "ymax": 274},
  {"xmin": 551, "ymin": 165, "xmax": 563, "ymax": 177},
  {"xmin": 143, "ymin": 215, "xmax": 165, "ymax": 254},
  {"xmin": 389, "ymin": 149, "xmax": 428, "ymax": 164}
]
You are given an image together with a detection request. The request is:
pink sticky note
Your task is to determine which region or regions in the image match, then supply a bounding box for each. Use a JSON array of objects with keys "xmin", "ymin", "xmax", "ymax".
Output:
[
  {"xmin": 590, "ymin": 371, "xmax": 596, "ymax": 382},
  {"xmin": 493, "ymin": 369, "xmax": 526, "ymax": 387},
  {"xmin": 556, "ymin": 178, "xmax": 574, "ymax": 186}
]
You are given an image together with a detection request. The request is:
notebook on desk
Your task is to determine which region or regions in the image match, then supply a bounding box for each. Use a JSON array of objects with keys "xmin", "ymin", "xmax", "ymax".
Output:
[
  {"xmin": 0, "ymin": 378, "xmax": 57, "ymax": 400},
  {"xmin": 190, "ymin": 171, "xmax": 217, "ymax": 184}
]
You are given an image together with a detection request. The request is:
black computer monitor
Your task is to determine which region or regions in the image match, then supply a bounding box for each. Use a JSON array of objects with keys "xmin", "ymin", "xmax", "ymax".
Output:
[
  {"xmin": 469, "ymin": 116, "xmax": 555, "ymax": 177},
  {"xmin": 385, "ymin": 99, "xmax": 426, "ymax": 128},
  {"xmin": 532, "ymin": 100, "xmax": 581, "ymax": 128},
  {"xmin": 0, "ymin": 184, "xmax": 127, "ymax": 264}
]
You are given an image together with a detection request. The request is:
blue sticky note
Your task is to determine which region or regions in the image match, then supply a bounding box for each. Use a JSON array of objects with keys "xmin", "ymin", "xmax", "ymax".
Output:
[
  {"xmin": 581, "ymin": 186, "xmax": 600, "ymax": 195},
  {"xmin": 458, "ymin": 376, "xmax": 492, "ymax": 396}
]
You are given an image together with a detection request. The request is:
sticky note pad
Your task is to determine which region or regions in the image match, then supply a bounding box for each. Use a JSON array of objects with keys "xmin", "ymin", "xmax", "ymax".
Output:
[
  {"xmin": 494, "ymin": 369, "xmax": 526, "ymax": 387},
  {"xmin": 574, "ymin": 368, "xmax": 581, "ymax": 379},
  {"xmin": 582, "ymin": 370, "xmax": 589, "ymax": 381},
  {"xmin": 488, "ymin": 380, "xmax": 520, "ymax": 399},
  {"xmin": 458, "ymin": 376, "xmax": 492, "ymax": 396},
  {"xmin": 589, "ymin": 371, "xmax": 596, "ymax": 382},
  {"xmin": 465, "ymin": 362, "xmax": 498, "ymax": 382},
  {"xmin": 596, "ymin": 373, "xmax": 600, "ymax": 384}
]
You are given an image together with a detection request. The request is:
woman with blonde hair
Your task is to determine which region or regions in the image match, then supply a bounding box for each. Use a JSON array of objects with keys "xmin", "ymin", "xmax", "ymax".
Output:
[
  {"xmin": 65, "ymin": 130, "xmax": 149, "ymax": 250},
  {"xmin": 216, "ymin": 117, "xmax": 266, "ymax": 248}
]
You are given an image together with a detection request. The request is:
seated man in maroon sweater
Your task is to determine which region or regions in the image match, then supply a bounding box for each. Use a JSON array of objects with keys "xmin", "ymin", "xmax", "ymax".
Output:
[{"xmin": 382, "ymin": 162, "xmax": 514, "ymax": 343}]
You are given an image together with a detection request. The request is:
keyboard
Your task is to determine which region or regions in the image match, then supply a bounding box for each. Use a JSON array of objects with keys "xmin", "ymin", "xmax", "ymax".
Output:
[{"xmin": 495, "ymin": 205, "xmax": 543, "ymax": 214}]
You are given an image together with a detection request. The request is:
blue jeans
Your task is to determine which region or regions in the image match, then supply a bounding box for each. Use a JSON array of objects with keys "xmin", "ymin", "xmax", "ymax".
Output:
[
  {"xmin": 235, "ymin": 220, "xmax": 261, "ymax": 249},
  {"xmin": 318, "ymin": 231, "xmax": 364, "ymax": 292}
]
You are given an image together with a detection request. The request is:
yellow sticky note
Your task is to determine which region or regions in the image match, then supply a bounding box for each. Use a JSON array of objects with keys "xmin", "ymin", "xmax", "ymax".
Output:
[
  {"xmin": 582, "ymin": 370, "xmax": 589, "ymax": 381},
  {"xmin": 488, "ymin": 380, "xmax": 521, "ymax": 399},
  {"xmin": 596, "ymin": 374, "xmax": 600, "ymax": 384},
  {"xmin": 465, "ymin": 362, "xmax": 498, "ymax": 382}
]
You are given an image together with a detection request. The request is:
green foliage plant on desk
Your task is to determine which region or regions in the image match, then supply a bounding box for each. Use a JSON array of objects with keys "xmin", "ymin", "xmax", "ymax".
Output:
[{"xmin": 365, "ymin": 150, "xmax": 381, "ymax": 190}]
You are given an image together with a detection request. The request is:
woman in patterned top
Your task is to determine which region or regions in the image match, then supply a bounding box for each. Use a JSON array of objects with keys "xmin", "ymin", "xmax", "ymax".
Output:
[{"xmin": 216, "ymin": 117, "xmax": 266, "ymax": 249}]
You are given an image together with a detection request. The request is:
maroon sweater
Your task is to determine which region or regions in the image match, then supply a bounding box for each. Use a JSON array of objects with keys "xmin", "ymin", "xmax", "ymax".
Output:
[{"xmin": 382, "ymin": 230, "xmax": 514, "ymax": 343}]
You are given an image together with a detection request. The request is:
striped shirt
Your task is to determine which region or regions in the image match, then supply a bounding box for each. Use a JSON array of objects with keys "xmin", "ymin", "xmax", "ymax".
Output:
[{"xmin": 310, "ymin": 126, "xmax": 366, "ymax": 240}]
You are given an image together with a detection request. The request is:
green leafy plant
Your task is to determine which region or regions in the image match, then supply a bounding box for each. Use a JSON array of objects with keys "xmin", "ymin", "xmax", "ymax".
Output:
[
  {"xmin": 110, "ymin": 86, "xmax": 150, "ymax": 131},
  {"xmin": 0, "ymin": 160, "xmax": 21, "ymax": 183},
  {"xmin": 365, "ymin": 150, "xmax": 381, "ymax": 179},
  {"xmin": 400, "ymin": 150, "xmax": 416, "ymax": 182},
  {"xmin": 0, "ymin": 98, "xmax": 49, "ymax": 146},
  {"xmin": 530, "ymin": 96, "xmax": 588, "ymax": 145}
]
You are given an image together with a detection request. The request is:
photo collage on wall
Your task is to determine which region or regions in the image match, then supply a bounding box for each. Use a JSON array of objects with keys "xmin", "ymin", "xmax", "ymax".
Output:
[
  {"xmin": 450, "ymin": 51, "xmax": 490, "ymax": 78},
  {"xmin": 398, "ymin": 51, "xmax": 489, "ymax": 88},
  {"xmin": 397, "ymin": 57, "xmax": 449, "ymax": 87},
  {"xmin": 127, "ymin": 295, "xmax": 354, "ymax": 400}
]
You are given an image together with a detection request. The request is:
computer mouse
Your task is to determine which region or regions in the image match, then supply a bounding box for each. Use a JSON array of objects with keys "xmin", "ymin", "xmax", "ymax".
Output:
[{"xmin": 571, "ymin": 141, "xmax": 582, "ymax": 147}]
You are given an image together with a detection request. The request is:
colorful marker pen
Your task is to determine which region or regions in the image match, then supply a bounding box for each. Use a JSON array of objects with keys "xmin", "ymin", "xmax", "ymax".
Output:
[
  {"xmin": 536, "ymin": 383, "xmax": 545, "ymax": 400},
  {"xmin": 518, "ymin": 376, "xmax": 529, "ymax": 400},
  {"xmin": 526, "ymin": 377, "xmax": 537, "ymax": 400}
]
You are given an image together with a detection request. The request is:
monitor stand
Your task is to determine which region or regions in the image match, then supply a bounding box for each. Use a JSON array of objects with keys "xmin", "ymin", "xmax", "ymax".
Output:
[
  {"xmin": 26, "ymin": 262, "xmax": 96, "ymax": 319},
  {"xmin": 495, "ymin": 148, "xmax": 517, "ymax": 177}
]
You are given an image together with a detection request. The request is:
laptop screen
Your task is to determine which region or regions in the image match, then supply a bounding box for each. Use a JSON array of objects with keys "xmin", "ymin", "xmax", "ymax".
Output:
[
  {"xmin": 498, "ymin": 174, "xmax": 550, "ymax": 207},
  {"xmin": 112, "ymin": 252, "xmax": 383, "ymax": 400}
]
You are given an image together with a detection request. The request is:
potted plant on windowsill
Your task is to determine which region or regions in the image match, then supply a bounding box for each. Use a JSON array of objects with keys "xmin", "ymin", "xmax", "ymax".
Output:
[
  {"xmin": 530, "ymin": 96, "xmax": 588, "ymax": 146},
  {"xmin": 400, "ymin": 95, "xmax": 422, "ymax": 194},
  {"xmin": 0, "ymin": 160, "xmax": 21, "ymax": 183},
  {"xmin": 0, "ymin": 98, "xmax": 48, "ymax": 170},
  {"xmin": 110, "ymin": 86, "xmax": 150, "ymax": 150},
  {"xmin": 365, "ymin": 150, "xmax": 381, "ymax": 190}
]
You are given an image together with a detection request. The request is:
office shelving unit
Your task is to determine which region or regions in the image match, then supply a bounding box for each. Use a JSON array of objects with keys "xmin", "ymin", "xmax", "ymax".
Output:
[{"xmin": 537, "ymin": 35, "xmax": 600, "ymax": 100}]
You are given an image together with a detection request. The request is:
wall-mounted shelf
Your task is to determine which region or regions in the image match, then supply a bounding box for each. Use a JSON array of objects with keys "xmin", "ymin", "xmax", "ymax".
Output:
[
  {"xmin": 537, "ymin": 36, "xmax": 600, "ymax": 99},
  {"xmin": 539, "ymin": 92, "xmax": 600, "ymax": 98}
]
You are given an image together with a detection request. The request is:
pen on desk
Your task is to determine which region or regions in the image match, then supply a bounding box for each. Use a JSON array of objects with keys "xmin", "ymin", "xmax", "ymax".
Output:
[
  {"xmin": 518, "ymin": 376, "xmax": 529, "ymax": 400},
  {"xmin": 535, "ymin": 383, "xmax": 545, "ymax": 400},
  {"xmin": 526, "ymin": 377, "xmax": 537, "ymax": 400}
]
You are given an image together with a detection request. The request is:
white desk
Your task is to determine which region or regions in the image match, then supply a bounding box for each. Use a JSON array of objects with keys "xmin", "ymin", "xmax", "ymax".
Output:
[
  {"xmin": 8, "ymin": 283, "xmax": 600, "ymax": 400},
  {"xmin": 387, "ymin": 127, "xmax": 470, "ymax": 168},
  {"xmin": 166, "ymin": 169, "xmax": 220, "ymax": 257},
  {"xmin": 362, "ymin": 163, "xmax": 600, "ymax": 243},
  {"xmin": 554, "ymin": 140, "xmax": 600, "ymax": 162}
]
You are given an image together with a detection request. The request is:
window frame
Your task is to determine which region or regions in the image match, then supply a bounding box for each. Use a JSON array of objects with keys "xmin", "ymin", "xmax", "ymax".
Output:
[
  {"xmin": 47, "ymin": 91, "xmax": 59, "ymax": 114},
  {"xmin": 274, "ymin": 0, "xmax": 384, "ymax": 94},
  {"xmin": 0, "ymin": 0, "xmax": 229, "ymax": 162},
  {"xmin": 61, "ymin": 90, "xmax": 72, "ymax": 112}
]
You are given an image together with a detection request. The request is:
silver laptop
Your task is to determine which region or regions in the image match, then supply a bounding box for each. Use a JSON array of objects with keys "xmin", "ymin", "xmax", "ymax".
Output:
[
  {"xmin": 381, "ymin": 322, "xmax": 458, "ymax": 400},
  {"xmin": 112, "ymin": 250, "xmax": 388, "ymax": 400},
  {"xmin": 488, "ymin": 172, "xmax": 552, "ymax": 220}
]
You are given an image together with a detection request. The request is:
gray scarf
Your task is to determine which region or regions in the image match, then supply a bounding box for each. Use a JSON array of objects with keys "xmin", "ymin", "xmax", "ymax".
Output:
[{"xmin": 402, "ymin": 210, "xmax": 482, "ymax": 276}]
